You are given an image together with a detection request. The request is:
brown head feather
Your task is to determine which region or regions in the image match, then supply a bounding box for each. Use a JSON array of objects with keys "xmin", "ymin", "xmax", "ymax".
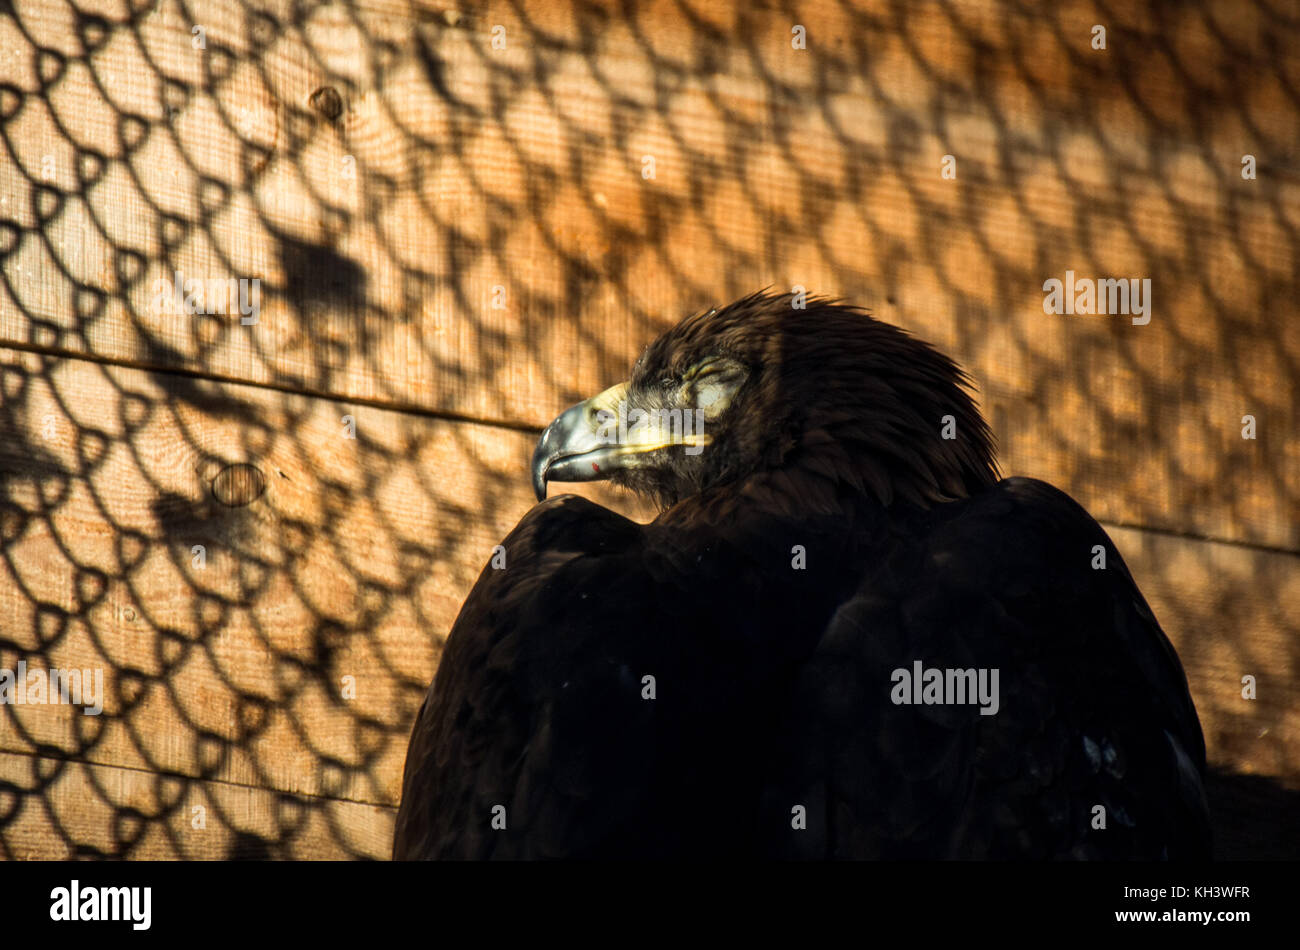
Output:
[{"xmin": 614, "ymin": 290, "xmax": 1000, "ymax": 512}]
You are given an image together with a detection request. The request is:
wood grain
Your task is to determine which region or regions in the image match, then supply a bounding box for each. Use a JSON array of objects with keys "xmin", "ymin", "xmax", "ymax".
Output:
[
  {"xmin": 0, "ymin": 0, "xmax": 1295, "ymax": 551},
  {"xmin": 0, "ymin": 344, "xmax": 646, "ymax": 812},
  {"xmin": 1107, "ymin": 524, "xmax": 1300, "ymax": 785},
  {"xmin": 0, "ymin": 750, "xmax": 393, "ymax": 859}
]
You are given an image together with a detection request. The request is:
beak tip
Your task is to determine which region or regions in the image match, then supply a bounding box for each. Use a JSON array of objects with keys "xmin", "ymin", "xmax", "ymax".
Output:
[{"xmin": 531, "ymin": 430, "xmax": 552, "ymax": 503}]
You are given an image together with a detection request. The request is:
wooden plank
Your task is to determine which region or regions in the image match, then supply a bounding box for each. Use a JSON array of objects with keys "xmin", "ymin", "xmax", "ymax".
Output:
[
  {"xmin": 0, "ymin": 749, "xmax": 393, "ymax": 859},
  {"xmin": 0, "ymin": 0, "xmax": 1296, "ymax": 550},
  {"xmin": 0, "ymin": 345, "xmax": 649, "ymax": 809},
  {"xmin": 1107, "ymin": 524, "xmax": 1300, "ymax": 785}
]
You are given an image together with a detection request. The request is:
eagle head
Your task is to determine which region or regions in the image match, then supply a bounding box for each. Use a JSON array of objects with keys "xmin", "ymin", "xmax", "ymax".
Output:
[{"xmin": 532, "ymin": 291, "xmax": 999, "ymax": 511}]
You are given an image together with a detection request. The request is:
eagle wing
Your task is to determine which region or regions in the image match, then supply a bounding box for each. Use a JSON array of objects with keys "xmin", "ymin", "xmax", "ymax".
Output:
[
  {"xmin": 771, "ymin": 476, "xmax": 1211, "ymax": 858},
  {"xmin": 394, "ymin": 480, "xmax": 1211, "ymax": 859},
  {"xmin": 393, "ymin": 495, "xmax": 651, "ymax": 859},
  {"xmin": 393, "ymin": 489, "xmax": 864, "ymax": 858}
]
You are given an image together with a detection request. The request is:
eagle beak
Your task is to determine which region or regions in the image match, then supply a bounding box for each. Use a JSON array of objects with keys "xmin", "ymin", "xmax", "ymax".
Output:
[{"xmin": 531, "ymin": 381, "xmax": 710, "ymax": 501}]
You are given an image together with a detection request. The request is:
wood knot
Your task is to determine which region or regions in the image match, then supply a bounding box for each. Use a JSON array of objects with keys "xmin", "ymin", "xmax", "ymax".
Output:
[
  {"xmin": 211, "ymin": 463, "xmax": 266, "ymax": 507},
  {"xmin": 309, "ymin": 85, "xmax": 344, "ymax": 121}
]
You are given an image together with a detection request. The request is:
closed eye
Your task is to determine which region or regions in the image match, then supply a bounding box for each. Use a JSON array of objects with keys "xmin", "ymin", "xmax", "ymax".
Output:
[{"xmin": 686, "ymin": 357, "xmax": 749, "ymax": 417}]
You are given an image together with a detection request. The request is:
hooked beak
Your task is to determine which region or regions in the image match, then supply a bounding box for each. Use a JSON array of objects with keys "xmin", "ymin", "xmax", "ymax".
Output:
[{"xmin": 530, "ymin": 382, "xmax": 710, "ymax": 501}]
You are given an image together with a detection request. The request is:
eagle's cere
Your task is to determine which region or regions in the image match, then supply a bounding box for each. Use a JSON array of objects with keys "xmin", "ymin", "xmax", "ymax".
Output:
[{"xmin": 393, "ymin": 291, "xmax": 1211, "ymax": 860}]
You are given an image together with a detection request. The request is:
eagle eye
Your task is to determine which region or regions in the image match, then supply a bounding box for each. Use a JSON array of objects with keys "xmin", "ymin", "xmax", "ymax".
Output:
[{"xmin": 687, "ymin": 356, "xmax": 748, "ymax": 418}]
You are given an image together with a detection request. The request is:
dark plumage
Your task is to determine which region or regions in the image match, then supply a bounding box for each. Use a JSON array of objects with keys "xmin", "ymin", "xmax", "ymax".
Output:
[{"xmin": 393, "ymin": 291, "xmax": 1211, "ymax": 859}]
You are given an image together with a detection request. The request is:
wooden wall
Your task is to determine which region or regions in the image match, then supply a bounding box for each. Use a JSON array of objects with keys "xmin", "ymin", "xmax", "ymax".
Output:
[{"xmin": 0, "ymin": 0, "xmax": 1296, "ymax": 858}]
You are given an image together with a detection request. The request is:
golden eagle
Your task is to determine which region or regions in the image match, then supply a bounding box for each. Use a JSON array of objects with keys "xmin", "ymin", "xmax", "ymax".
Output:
[{"xmin": 393, "ymin": 292, "xmax": 1211, "ymax": 859}]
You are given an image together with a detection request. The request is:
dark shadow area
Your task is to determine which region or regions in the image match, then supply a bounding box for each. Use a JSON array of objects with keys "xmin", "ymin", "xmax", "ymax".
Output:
[{"xmin": 1206, "ymin": 768, "xmax": 1300, "ymax": 860}]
